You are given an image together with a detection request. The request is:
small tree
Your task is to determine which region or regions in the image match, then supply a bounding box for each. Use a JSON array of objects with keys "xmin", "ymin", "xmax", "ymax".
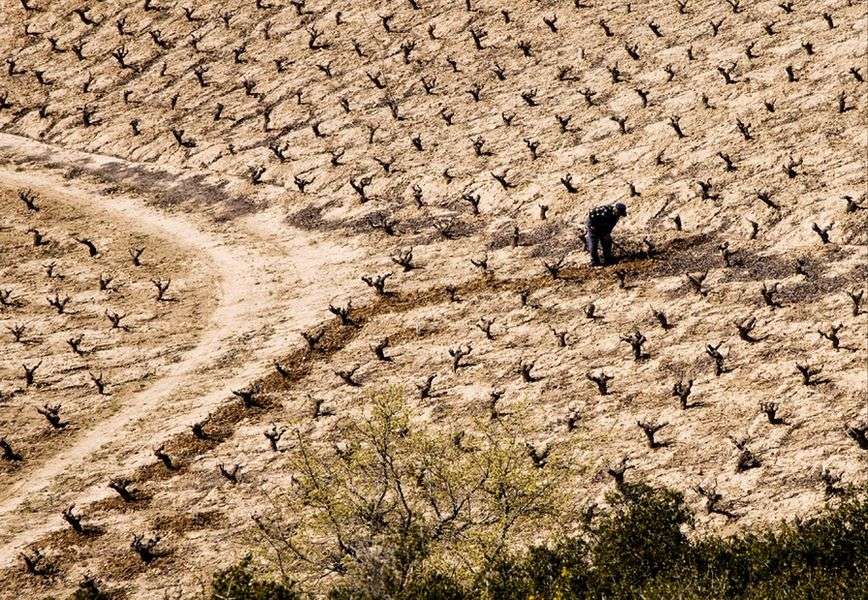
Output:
[{"xmin": 252, "ymin": 388, "xmax": 561, "ymax": 596}]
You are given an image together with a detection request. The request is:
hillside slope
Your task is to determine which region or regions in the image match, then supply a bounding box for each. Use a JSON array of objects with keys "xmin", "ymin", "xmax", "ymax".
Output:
[{"xmin": 0, "ymin": 0, "xmax": 865, "ymax": 596}]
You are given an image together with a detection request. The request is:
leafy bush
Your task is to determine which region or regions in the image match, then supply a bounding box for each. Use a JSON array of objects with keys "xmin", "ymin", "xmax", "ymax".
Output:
[
  {"xmin": 221, "ymin": 473, "xmax": 866, "ymax": 599},
  {"xmin": 588, "ymin": 483, "xmax": 693, "ymax": 594},
  {"xmin": 481, "ymin": 484, "xmax": 868, "ymax": 599},
  {"xmin": 220, "ymin": 480, "xmax": 866, "ymax": 599},
  {"xmin": 482, "ymin": 483, "xmax": 693, "ymax": 599},
  {"xmin": 329, "ymin": 572, "xmax": 467, "ymax": 600},
  {"xmin": 210, "ymin": 555, "xmax": 299, "ymax": 600},
  {"xmin": 687, "ymin": 488, "xmax": 868, "ymax": 599}
]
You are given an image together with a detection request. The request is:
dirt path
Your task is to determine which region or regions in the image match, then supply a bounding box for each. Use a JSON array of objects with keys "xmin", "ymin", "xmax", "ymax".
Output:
[{"xmin": 0, "ymin": 135, "xmax": 358, "ymax": 565}]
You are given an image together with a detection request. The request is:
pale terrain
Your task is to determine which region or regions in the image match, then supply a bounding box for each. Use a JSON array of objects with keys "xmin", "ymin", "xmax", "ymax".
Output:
[{"xmin": 0, "ymin": 0, "xmax": 865, "ymax": 597}]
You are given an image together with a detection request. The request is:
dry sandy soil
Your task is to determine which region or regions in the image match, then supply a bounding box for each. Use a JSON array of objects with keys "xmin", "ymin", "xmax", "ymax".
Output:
[{"xmin": 0, "ymin": 0, "xmax": 865, "ymax": 597}]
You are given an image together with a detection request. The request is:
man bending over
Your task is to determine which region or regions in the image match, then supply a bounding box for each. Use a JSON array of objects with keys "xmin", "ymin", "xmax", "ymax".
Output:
[{"xmin": 586, "ymin": 202, "xmax": 627, "ymax": 266}]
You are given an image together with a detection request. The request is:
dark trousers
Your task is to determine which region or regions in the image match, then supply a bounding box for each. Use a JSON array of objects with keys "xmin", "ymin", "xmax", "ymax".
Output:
[{"xmin": 586, "ymin": 227, "xmax": 613, "ymax": 265}]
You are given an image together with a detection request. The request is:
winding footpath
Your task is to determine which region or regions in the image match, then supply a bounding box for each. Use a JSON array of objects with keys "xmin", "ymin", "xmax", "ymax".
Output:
[{"xmin": 0, "ymin": 133, "xmax": 356, "ymax": 565}]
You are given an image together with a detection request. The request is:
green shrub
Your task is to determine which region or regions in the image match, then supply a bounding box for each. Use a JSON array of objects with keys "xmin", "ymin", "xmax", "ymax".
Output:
[
  {"xmin": 587, "ymin": 483, "xmax": 693, "ymax": 595},
  {"xmin": 481, "ymin": 483, "xmax": 692, "ymax": 599},
  {"xmin": 687, "ymin": 490, "xmax": 868, "ymax": 598},
  {"xmin": 225, "ymin": 486, "xmax": 867, "ymax": 599},
  {"xmin": 483, "ymin": 538, "xmax": 590, "ymax": 600},
  {"xmin": 479, "ymin": 485, "xmax": 867, "ymax": 599},
  {"xmin": 210, "ymin": 555, "xmax": 299, "ymax": 600},
  {"xmin": 329, "ymin": 572, "xmax": 466, "ymax": 600}
]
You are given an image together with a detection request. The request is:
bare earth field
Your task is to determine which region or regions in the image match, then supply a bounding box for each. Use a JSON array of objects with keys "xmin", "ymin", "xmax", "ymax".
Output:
[{"xmin": 0, "ymin": 0, "xmax": 865, "ymax": 597}]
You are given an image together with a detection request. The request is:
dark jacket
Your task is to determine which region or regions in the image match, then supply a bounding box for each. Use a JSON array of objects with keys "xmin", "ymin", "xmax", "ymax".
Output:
[{"xmin": 586, "ymin": 204, "xmax": 621, "ymax": 235}]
